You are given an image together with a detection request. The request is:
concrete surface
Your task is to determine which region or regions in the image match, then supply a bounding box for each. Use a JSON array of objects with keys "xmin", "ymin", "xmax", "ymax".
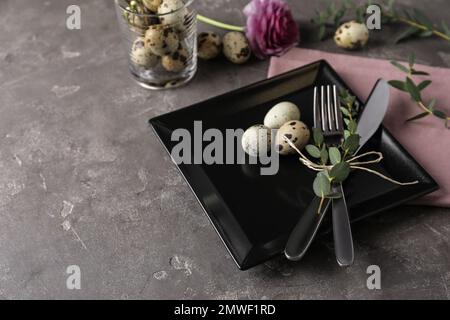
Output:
[{"xmin": 0, "ymin": 0, "xmax": 449, "ymax": 299}]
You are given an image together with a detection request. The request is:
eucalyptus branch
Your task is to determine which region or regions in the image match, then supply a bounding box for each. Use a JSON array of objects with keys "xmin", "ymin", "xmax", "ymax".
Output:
[
  {"xmin": 283, "ymin": 89, "xmax": 418, "ymax": 214},
  {"xmin": 388, "ymin": 53, "xmax": 450, "ymax": 128},
  {"xmin": 312, "ymin": 0, "xmax": 450, "ymax": 43}
]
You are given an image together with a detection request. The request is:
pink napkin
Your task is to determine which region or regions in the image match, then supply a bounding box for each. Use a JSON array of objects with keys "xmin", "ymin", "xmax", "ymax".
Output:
[{"xmin": 269, "ymin": 48, "xmax": 450, "ymax": 207}]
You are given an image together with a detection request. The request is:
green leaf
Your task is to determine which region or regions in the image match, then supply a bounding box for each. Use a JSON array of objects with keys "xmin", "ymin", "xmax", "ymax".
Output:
[
  {"xmin": 428, "ymin": 98, "xmax": 436, "ymax": 110},
  {"xmin": 411, "ymin": 70, "xmax": 430, "ymax": 76},
  {"xmin": 393, "ymin": 26, "xmax": 420, "ymax": 44},
  {"xmin": 406, "ymin": 112, "xmax": 430, "ymax": 122},
  {"xmin": 329, "ymin": 162, "xmax": 351, "ymax": 183},
  {"xmin": 418, "ymin": 30, "xmax": 433, "ymax": 38},
  {"xmin": 318, "ymin": 25, "xmax": 326, "ymax": 41},
  {"xmin": 408, "ymin": 53, "xmax": 415, "ymax": 68},
  {"xmin": 433, "ymin": 109, "xmax": 448, "ymax": 119},
  {"xmin": 347, "ymin": 119, "xmax": 357, "ymax": 133},
  {"xmin": 417, "ymin": 80, "xmax": 432, "ymax": 91},
  {"xmin": 388, "ymin": 80, "xmax": 407, "ymax": 92},
  {"xmin": 313, "ymin": 127, "xmax": 324, "ymax": 146},
  {"xmin": 412, "ymin": 9, "xmax": 433, "ymax": 29},
  {"xmin": 313, "ymin": 172, "xmax": 331, "ymax": 198},
  {"xmin": 320, "ymin": 146, "xmax": 328, "ymax": 165},
  {"xmin": 344, "ymin": 130, "xmax": 350, "ymax": 139},
  {"xmin": 306, "ymin": 145, "xmax": 321, "ymax": 158},
  {"xmin": 343, "ymin": 134, "xmax": 360, "ymax": 155},
  {"xmin": 340, "ymin": 107, "xmax": 351, "ymax": 117},
  {"xmin": 442, "ymin": 21, "xmax": 450, "ymax": 36},
  {"xmin": 405, "ymin": 77, "xmax": 421, "ymax": 102},
  {"xmin": 390, "ymin": 60, "xmax": 409, "ymax": 73},
  {"xmin": 329, "ymin": 147, "xmax": 341, "ymax": 165}
]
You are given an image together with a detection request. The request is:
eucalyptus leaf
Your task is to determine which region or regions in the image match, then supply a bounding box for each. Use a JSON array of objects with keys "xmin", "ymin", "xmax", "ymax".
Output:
[
  {"xmin": 313, "ymin": 172, "xmax": 331, "ymax": 198},
  {"xmin": 306, "ymin": 145, "xmax": 321, "ymax": 158},
  {"xmin": 330, "ymin": 162, "xmax": 350, "ymax": 183},
  {"xmin": 320, "ymin": 146, "xmax": 329, "ymax": 165},
  {"xmin": 393, "ymin": 26, "xmax": 420, "ymax": 44},
  {"xmin": 390, "ymin": 60, "xmax": 409, "ymax": 73},
  {"xmin": 406, "ymin": 112, "xmax": 430, "ymax": 122},
  {"xmin": 411, "ymin": 70, "xmax": 430, "ymax": 76},
  {"xmin": 340, "ymin": 107, "xmax": 351, "ymax": 117},
  {"xmin": 408, "ymin": 53, "xmax": 415, "ymax": 67},
  {"xmin": 406, "ymin": 77, "xmax": 421, "ymax": 101},
  {"xmin": 388, "ymin": 80, "xmax": 407, "ymax": 92},
  {"xmin": 318, "ymin": 25, "xmax": 326, "ymax": 41},
  {"xmin": 433, "ymin": 109, "xmax": 448, "ymax": 119},
  {"xmin": 442, "ymin": 21, "xmax": 450, "ymax": 36},
  {"xmin": 417, "ymin": 80, "xmax": 432, "ymax": 91},
  {"xmin": 412, "ymin": 8, "xmax": 433, "ymax": 29},
  {"xmin": 428, "ymin": 98, "xmax": 436, "ymax": 110},
  {"xmin": 343, "ymin": 134, "xmax": 360, "ymax": 155},
  {"xmin": 313, "ymin": 127, "xmax": 324, "ymax": 146},
  {"xmin": 418, "ymin": 30, "xmax": 433, "ymax": 38},
  {"xmin": 347, "ymin": 119, "xmax": 357, "ymax": 133},
  {"xmin": 344, "ymin": 130, "xmax": 351, "ymax": 139},
  {"xmin": 329, "ymin": 147, "xmax": 341, "ymax": 165}
]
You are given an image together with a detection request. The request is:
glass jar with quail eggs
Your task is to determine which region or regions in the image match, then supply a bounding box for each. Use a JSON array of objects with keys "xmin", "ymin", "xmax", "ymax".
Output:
[{"xmin": 115, "ymin": 0, "xmax": 197, "ymax": 89}]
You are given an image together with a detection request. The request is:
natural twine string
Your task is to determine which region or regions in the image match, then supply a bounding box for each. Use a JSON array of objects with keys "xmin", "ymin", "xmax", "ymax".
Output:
[{"xmin": 282, "ymin": 135, "xmax": 419, "ymax": 186}]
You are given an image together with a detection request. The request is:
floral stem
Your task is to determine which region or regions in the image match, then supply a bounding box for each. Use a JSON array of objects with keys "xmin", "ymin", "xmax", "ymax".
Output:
[
  {"xmin": 384, "ymin": 13, "xmax": 450, "ymax": 42},
  {"xmin": 197, "ymin": 14, "xmax": 245, "ymax": 32}
]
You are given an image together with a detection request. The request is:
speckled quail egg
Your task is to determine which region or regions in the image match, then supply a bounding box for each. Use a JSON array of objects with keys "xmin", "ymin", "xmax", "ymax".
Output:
[
  {"xmin": 142, "ymin": 0, "xmax": 162, "ymax": 12},
  {"xmin": 275, "ymin": 121, "xmax": 310, "ymax": 155},
  {"xmin": 130, "ymin": 37, "xmax": 159, "ymax": 68},
  {"xmin": 334, "ymin": 21, "xmax": 369, "ymax": 50},
  {"xmin": 264, "ymin": 102, "xmax": 301, "ymax": 129},
  {"xmin": 161, "ymin": 45, "xmax": 189, "ymax": 72},
  {"xmin": 223, "ymin": 31, "xmax": 251, "ymax": 64},
  {"xmin": 144, "ymin": 24, "xmax": 179, "ymax": 56},
  {"xmin": 197, "ymin": 32, "xmax": 222, "ymax": 60},
  {"xmin": 158, "ymin": 0, "xmax": 187, "ymax": 26},
  {"xmin": 241, "ymin": 125, "xmax": 272, "ymax": 157}
]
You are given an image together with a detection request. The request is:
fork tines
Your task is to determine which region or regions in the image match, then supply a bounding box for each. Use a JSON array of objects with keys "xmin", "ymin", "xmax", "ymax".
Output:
[{"xmin": 313, "ymin": 85, "xmax": 343, "ymax": 136}]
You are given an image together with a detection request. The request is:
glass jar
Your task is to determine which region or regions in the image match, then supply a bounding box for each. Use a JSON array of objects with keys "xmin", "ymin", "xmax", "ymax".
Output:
[{"xmin": 115, "ymin": 0, "xmax": 197, "ymax": 89}]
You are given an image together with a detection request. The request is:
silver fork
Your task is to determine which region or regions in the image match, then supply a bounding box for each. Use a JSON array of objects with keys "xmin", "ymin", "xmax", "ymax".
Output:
[{"xmin": 314, "ymin": 85, "xmax": 354, "ymax": 267}]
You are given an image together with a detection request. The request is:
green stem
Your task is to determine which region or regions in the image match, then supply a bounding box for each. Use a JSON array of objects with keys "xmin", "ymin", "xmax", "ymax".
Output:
[
  {"xmin": 197, "ymin": 14, "xmax": 245, "ymax": 32},
  {"xmin": 384, "ymin": 12, "xmax": 450, "ymax": 42}
]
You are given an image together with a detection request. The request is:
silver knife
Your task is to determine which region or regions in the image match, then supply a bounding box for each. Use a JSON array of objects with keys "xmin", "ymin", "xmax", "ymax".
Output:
[
  {"xmin": 284, "ymin": 79, "xmax": 391, "ymax": 262},
  {"xmin": 331, "ymin": 79, "xmax": 390, "ymax": 267}
]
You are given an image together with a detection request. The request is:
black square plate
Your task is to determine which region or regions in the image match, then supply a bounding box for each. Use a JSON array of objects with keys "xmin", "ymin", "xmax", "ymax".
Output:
[{"xmin": 149, "ymin": 60, "xmax": 438, "ymax": 270}]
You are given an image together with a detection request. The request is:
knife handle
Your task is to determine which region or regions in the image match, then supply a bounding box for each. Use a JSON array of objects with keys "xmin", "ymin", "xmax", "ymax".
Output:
[
  {"xmin": 285, "ymin": 196, "xmax": 331, "ymax": 261},
  {"xmin": 332, "ymin": 183, "xmax": 354, "ymax": 267}
]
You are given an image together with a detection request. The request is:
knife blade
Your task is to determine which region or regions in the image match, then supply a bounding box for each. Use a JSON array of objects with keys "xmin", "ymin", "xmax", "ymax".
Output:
[
  {"xmin": 284, "ymin": 79, "xmax": 391, "ymax": 262},
  {"xmin": 356, "ymin": 79, "xmax": 390, "ymax": 153}
]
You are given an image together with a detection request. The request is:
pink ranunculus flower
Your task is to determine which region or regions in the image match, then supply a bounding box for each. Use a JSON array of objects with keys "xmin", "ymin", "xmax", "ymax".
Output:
[{"xmin": 243, "ymin": 0, "xmax": 300, "ymax": 60}]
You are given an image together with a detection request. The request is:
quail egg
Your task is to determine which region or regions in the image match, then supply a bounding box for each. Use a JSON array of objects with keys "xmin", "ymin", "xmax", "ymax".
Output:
[
  {"xmin": 158, "ymin": 0, "xmax": 187, "ymax": 26},
  {"xmin": 223, "ymin": 31, "xmax": 251, "ymax": 64},
  {"xmin": 264, "ymin": 102, "xmax": 301, "ymax": 129},
  {"xmin": 142, "ymin": 0, "xmax": 162, "ymax": 12},
  {"xmin": 334, "ymin": 21, "xmax": 369, "ymax": 50},
  {"xmin": 197, "ymin": 32, "xmax": 222, "ymax": 60},
  {"xmin": 144, "ymin": 24, "xmax": 179, "ymax": 56},
  {"xmin": 275, "ymin": 121, "xmax": 310, "ymax": 155},
  {"xmin": 130, "ymin": 37, "xmax": 159, "ymax": 68},
  {"xmin": 161, "ymin": 45, "xmax": 189, "ymax": 72},
  {"xmin": 241, "ymin": 124, "xmax": 272, "ymax": 157}
]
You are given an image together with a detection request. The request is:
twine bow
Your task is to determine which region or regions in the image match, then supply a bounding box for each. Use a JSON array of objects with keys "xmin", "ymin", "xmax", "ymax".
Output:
[{"xmin": 283, "ymin": 136, "xmax": 419, "ymax": 186}]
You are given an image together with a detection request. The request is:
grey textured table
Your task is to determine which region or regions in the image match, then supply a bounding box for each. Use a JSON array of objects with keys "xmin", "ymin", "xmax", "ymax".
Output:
[{"xmin": 0, "ymin": 0, "xmax": 449, "ymax": 300}]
